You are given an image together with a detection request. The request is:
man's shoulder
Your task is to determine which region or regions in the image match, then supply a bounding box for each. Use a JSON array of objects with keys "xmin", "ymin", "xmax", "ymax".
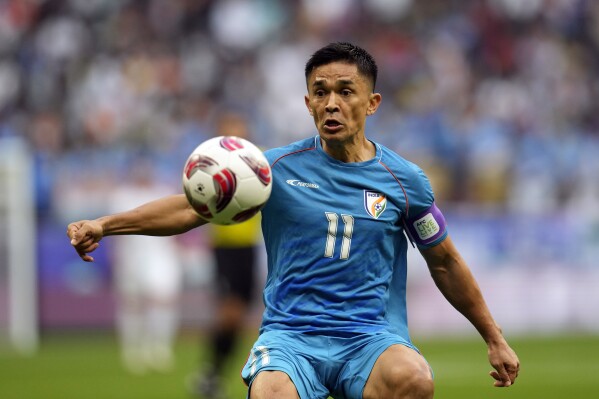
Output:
[
  {"xmin": 377, "ymin": 142, "xmax": 423, "ymax": 178},
  {"xmin": 264, "ymin": 136, "xmax": 318, "ymax": 164}
]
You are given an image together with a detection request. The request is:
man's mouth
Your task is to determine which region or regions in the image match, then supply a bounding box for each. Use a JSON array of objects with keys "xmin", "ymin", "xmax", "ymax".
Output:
[{"xmin": 324, "ymin": 119, "xmax": 343, "ymax": 131}]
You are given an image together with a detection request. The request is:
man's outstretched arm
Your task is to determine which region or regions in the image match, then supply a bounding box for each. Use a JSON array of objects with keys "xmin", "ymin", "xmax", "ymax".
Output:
[{"xmin": 67, "ymin": 194, "xmax": 207, "ymax": 262}]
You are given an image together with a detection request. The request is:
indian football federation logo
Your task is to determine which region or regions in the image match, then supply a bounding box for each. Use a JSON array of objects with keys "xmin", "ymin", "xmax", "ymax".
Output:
[{"xmin": 364, "ymin": 190, "xmax": 387, "ymax": 219}]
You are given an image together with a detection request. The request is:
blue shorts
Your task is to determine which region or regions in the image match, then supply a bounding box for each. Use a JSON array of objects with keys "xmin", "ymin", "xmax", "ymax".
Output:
[{"xmin": 241, "ymin": 330, "xmax": 420, "ymax": 399}]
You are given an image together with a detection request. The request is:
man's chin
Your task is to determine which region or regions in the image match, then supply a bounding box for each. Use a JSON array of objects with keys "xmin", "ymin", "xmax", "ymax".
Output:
[{"xmin": 319, "ymin": 128, "xmax": 345, "ymax": 141}]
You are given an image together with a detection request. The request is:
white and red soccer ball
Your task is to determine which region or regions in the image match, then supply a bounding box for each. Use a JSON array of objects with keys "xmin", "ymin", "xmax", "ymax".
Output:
[{"xmin": 182, "ymin": 136, "xmax": 272, "ymax": 225}]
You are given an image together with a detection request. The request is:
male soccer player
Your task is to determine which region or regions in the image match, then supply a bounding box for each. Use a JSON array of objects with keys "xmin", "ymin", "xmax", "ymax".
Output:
[{"xmin": 68, "ymin": 42, "xmax": 519, "ymax": 399}]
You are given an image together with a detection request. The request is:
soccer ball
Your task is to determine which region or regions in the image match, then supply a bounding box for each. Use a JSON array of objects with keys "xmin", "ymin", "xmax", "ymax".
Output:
[{"xmin": 182, "ymin": 136, "xmax": 272, "ymax": 225}]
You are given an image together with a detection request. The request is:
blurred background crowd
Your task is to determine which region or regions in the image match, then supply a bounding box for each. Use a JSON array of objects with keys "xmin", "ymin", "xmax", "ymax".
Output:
[
  {"xmin": 2, "ymin": 0, "xmax": 599, "ymax": 218},
  {"xmin": 1, "ymin": 0, "xmax": 598, "ymax": 335}
]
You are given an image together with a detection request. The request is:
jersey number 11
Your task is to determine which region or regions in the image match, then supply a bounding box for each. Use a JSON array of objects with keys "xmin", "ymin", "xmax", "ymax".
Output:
[{"xmin": 324, "ymin": 212, "xmax": 354, "ymax": 260}]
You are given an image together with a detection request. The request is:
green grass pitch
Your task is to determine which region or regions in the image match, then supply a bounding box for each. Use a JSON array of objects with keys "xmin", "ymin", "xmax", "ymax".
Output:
[{"xmin": 0, "ymin": 332, "xmax": 597, "ymax": 398}]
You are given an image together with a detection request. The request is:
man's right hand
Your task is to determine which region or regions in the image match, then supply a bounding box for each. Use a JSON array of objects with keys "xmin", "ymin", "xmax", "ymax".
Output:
[{"xmin": 67, "ymin": 220, "xmax": 104, "ymax": 262}]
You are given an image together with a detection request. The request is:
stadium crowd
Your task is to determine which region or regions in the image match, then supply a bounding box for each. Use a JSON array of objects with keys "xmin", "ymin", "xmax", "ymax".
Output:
[{"xmin": 1, "ymin": 0, "xmax": 598, "ymax": 223}]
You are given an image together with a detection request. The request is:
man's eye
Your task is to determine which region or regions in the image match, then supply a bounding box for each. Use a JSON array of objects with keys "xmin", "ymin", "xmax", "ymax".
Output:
[
  {"xmin": 341, "ymin": 89, "xmax": 352, "ymax": 96},
  {"xmin": 315, "ymin": 90, "xmax": 325, "ymax": 97}
]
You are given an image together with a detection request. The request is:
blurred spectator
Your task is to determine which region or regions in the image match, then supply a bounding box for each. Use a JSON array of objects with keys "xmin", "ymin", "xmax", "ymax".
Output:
[
  {"xmin": 0, "ymin": 0, "xmax": 595, "ymax": 222},
  {"xmin": 109, "ymin": 155, "xmax": 183, "ymax": 374}
]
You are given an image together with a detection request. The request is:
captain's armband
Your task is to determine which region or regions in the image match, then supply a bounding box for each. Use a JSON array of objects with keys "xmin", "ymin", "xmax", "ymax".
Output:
[{"xmin": 405, "ymin": 202, "xmax": 447, "ymax": 248}]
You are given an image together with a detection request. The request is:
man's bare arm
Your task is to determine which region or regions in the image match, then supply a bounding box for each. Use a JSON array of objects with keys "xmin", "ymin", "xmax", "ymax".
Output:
[
  {"xmin": 420, "ymin": 236, "xmax": 520, "ymax": 387},
  {"xmin": 67, "ymin": 194, "xmax": 206, "ymax": 262}
]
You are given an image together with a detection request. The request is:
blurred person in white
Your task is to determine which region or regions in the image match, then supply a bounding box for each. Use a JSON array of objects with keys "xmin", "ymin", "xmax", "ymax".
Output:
[
  {"xmin": 189, "ymin": 110, "xmax": 264, "ymax": 399},
  {"xmin": 109, "ymin": 154, "xmax": 183, "ymax": 374}
]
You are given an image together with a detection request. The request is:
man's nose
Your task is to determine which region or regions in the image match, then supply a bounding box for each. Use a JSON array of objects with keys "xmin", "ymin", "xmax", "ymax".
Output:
[{"xmin": 325, "ymin": 92, "xmax": 339, "ymax": 112}]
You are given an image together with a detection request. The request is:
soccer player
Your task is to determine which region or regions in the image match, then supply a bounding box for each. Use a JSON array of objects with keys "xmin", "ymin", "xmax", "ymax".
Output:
[{"xmin": 67, "ymin": 42, "xmax": 519, "ymax": 399}]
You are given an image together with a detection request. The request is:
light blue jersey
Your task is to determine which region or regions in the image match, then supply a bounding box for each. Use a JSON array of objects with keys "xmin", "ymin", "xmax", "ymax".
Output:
[{"xmin": 259, "ymin": 136, "xmax": 447, "ymax": 343}]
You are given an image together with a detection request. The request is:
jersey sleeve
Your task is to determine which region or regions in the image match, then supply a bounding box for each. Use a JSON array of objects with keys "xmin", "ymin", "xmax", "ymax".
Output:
[{"xmin": 404, "ymin": 166, "xmax": 448, "ymax": 249}]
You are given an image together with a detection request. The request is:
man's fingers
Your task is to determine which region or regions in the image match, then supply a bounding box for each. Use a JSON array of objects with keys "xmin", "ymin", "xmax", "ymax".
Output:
[
  {"xmin": 489, "ymin": 371, "xmax": 505, "ymax": 387},
  {"xmin": 76, "ymin": 236, "xmax": 96, "ymax": 248},
  {"xmin": 76, "ymin": 242, "xmax": 99, "ymax": 255},
  {"xmin": 70, "ymin": 233, "xmax": 81, "ymax": 246},
  {"xmin": 67, "ymin": 221, "xmax": 102, "ymax": 262},
  {"xmin": 67, "ymin": 226, "xmax": 77, "ymax": 243},
  {"xmin": 69, "ymin": 224, "xmax": 96, "ymax": 247},
  {"xmin": 71, "ymin": 233, "xmax": 86, "ymax": 246},
  {"xmin": 80, "ymin": 254, "xmax": 95, "ymax": 262},
  {"xmin": 507, "ymin": 364, "xmax": 519, "ymax": 384},
  {"xmin": 75, "ymin": 241, "xmax": 99, "ymax": 255},
  {"xmin": 488, "ymin": 343, "xmax": 519, "ymax": 388},
  {"xmin": 489, "ymin": 369, "xmax": 513, "ymax": 387},
  {"xmin": 75, "ymin": 242, "xmax": 99, "ymax": 262},
  {"xmin": 67, "ymin": 223, "xmax": 85, "ymax": 245}
]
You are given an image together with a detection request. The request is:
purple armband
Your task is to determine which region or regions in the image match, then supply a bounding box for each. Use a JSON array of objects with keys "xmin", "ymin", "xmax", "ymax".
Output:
[{"xmin": 406, "ymin": 202, "xmax": 447, "ymax": 247}]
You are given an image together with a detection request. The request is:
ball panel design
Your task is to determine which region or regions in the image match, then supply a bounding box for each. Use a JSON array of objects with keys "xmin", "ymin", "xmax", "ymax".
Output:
[
  {"xmin": 239, "ymin": 153, "xmax": 271, "ymax": 186},
  {"xmin": 219, "ymin": 136, "xmax": 245, "ymax": 151},
  {"xmin": 232, "ymin": 204, "xmax": 265, "ymax": 223},
  {"xmin": 212, "ymin": 168, "xmax": 236, "ymax": 212},
  {"xmin": 184, "ymin": 153, "xmax": 219, "ymax": 179}
]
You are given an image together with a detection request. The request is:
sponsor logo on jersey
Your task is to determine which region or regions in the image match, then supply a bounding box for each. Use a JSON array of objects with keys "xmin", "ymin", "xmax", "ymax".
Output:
[
  {"xmin": 364, "ymin": 191, "xmax": 387, "ymax": 219},
  {"xmin": 286, "ymin": 179, "xmax": 319, "ymax": 189},
  {"xmin": 413, "ymin": 212, "xmax": 440, "ymax": 240}
]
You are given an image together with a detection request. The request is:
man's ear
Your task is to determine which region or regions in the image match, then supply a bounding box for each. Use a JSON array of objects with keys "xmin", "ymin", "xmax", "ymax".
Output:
[
  {"xmin": 367, "ymin": 92, "xmax": 382, "ymax": 116},
  {"xmin": 305, "ymin": 95, "xmax": 313, "ymax": 115}
]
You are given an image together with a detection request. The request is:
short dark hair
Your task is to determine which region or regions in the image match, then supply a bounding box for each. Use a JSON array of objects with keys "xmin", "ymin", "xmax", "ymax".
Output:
[{"xmin": 305, "ymin": 42, "xmax": 378, "ymax": 90}]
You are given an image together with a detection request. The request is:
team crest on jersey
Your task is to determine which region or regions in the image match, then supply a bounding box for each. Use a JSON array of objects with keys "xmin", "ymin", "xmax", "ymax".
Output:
[{"xmin": 364, "ymin": 190, "xmax": 387, "ymax": 219}]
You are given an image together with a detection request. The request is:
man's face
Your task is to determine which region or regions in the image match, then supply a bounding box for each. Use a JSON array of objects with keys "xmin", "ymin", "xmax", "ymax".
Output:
[{"xmin": 305, "ymin": 62, "xmax": 381, "ymax": 147}]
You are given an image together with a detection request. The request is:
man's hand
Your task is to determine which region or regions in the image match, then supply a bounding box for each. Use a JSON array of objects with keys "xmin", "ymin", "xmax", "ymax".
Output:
[
  {"xmin": 66, "ymin": 220, "xmax": 104, "ymax": 262},
  {"xmin": 488, "ymin": 341, "xmax": 520, "ymax": 387}
]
